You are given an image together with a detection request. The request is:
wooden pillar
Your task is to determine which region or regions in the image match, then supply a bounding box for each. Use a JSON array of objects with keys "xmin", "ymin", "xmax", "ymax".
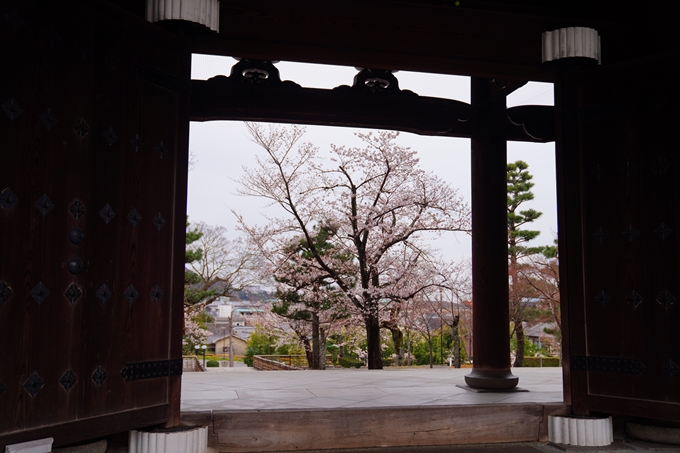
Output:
[{"xmin": 464, "ymin": 77, "xmax": 519, "ymax": 389}]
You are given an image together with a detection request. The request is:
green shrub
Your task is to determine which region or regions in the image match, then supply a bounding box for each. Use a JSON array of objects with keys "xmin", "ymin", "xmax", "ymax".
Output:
[
  {"xmin": 522, "ymin": 356, "xmax": 560, "ymax": 367},
  {"xmin": 206, "ymin": 360, "xmax": 220, "ymax": 368},
  {"xmin": 338, "ymin": 357, "xmax": 363, "ymax": 368}
]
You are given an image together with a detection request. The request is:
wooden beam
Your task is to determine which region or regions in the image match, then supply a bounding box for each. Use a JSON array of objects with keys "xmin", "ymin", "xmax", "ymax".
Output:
[{"xmin": 190, "ymin": 78, "xmax": 554, "ymax": 143}]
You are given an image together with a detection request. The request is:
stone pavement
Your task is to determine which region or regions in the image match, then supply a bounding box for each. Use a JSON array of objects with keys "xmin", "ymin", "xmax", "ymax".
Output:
[
  {"xmin": 181, "ymin": 366, "xmax": 679, "ymax": 452},
  {"xmin": 181, "ymin": 365, "xmax": 564, "ymax": 412}
]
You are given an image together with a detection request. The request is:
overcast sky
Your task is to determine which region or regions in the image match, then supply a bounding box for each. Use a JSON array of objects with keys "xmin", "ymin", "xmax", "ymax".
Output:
[{"xmin": 188, "ymin": 55, "xmax": 556, "ymax": 262}]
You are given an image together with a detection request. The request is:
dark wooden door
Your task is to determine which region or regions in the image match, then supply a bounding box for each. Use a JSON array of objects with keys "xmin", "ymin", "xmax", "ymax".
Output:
[
  {"xmin": 558, "ymin": 53, "xmax": 680, "ymax": 422},
  {"xmin": 0, "ymin": 1, "xmax": 189, "ymax": 447}
]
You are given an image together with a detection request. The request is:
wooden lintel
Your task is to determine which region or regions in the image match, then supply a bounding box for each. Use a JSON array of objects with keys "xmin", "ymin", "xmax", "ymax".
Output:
[{"xmin": 190, "ymin": 79, "xmax": 555, "ymax": 143}]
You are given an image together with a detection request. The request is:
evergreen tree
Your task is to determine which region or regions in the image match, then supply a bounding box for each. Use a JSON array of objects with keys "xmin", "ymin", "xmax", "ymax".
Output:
[
  {"xmin": 184, "ymin": 219, "xmax": 215, "ymax": 307},
  {"xmin": 507, "ymin": 160, "xmax": 546, "ymax": 367},
  {"xmin": 272, "ymin": 224, "xmax": 350, "ymax": 369},
  {"xmin": 183, "ymin": 218, "xmax": 213, "ymax": 352}
]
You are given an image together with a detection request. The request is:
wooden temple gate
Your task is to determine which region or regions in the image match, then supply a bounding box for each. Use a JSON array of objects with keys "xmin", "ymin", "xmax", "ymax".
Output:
[
  {"xmin": 0, "ymin": 1, "xmax": 190, "ymax": 447},
  {"xmin": 1, "ymin": 0, "xmax": 678, "ymax": 449}
]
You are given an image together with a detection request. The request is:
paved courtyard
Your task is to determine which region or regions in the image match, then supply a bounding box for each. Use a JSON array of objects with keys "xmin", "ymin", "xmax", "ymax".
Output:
[{"xmin": 180, "ymin": 365, "xmax": 564, "ymax": 412}]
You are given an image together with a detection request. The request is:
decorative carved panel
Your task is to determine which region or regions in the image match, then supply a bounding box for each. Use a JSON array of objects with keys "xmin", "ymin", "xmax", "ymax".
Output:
[
  {"xmin": 657, "ymin": 290, "xmax": 676, "ymax": 309},
  {"xmin": 130, "ymin": 134, "xmax": 144, "ymax": 152},
  {"xmin": 4, "ymin": 9, "xmax": 26, "ymax": 32},
  {"xmin": 654, "ymin": 223, "xmax": 672, "ymax": 240},
  {"xmin": 73, "ymin": 118, "xmax": 89, "ymax": 137},
  {"xmin": 155, "ymin": 141, "xmax": 168, "ymax": 159},
  {"xmin": 621, "ymin": 225, "xmax": 639, "ymax": 242},
  {"xmin": 91, "ymin": 366, "xmax": 107, "ymax": 386},
  {"xmin": 150, "ymin": 285, "xmax": 163, "ymax": 303},
  {"xmin": 39, "ymin": 108, "xmax": 58, "ymax": 130},
  {"xmin": 651, "ymin": 157, "xmax": 669, "ymax": 174},
  {"xmin": 99, "ymin": 204, "xmax": 115, "ymax": 224},
  {"xmin": 153, "ymin": 212, "xmax": 166, "ymax": 230},
  {"xmin": 662, "ymin": 360, "xmax": 680, "ymax": 378},
  {"xmin": 95, "ymin": 284, "xmax": 112, "ymax": 304},
  {"xmin": 64, "ymin": 284, "xmax": 83, "ymax": 305},
  {"xmin": 0, "ymin": 281, "xmax": 13, "ymax": 305},
  {"xmin": 59, "ymin": 370, "xmax": 78, "ymax": 392},
  {"xmin": 34, "ymin": 194, "xmax": 54, "ymax": 216},
  {"xmin": 0, "ymin": 188, "xmax": 18, "ymax": 211},
  {"xmin": 593, "ymin": 227, "xmax": 608, "ymax": 243},
  {"xmin": 103, "ymin": 127, "xmax": 118, "ymax": 146},
  {"xmin": 1, "ymin": 98, "xmax": 22, "ymax": 120},
  {"xmin": 624, "ymin": 290, "xmax": 643, "ymax": 308},
  {"xmin": 23, "ymin": 373, "xmax": 44, "ymax": 397},
  {"xmin": 124, "ymin": 285, "xmax": 139, "ymax": 304},
  {"xmin": 595, "ymin": 290, "xmax": 611, "ymax": 307},
  {"xmin": 127, "ymin": 208, "xmax": 142, "ymax": 227},
  {"xmin": 29, "ymin": 282, "xmax": 50, "ymax": 305},
  {"xmin": 69, "ymin": 200, "xmax": 86, "ymax": 219}
]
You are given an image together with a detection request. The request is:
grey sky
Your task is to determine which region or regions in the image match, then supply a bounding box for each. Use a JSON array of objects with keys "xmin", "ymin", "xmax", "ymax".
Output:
[{"xmin": 188, "ymin": 55, "xmax": 556, "ymax": 262}]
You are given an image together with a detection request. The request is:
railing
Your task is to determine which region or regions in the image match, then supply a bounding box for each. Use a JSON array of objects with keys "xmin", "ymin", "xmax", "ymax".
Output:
[
  {"xmin": 256, "ymin": 354, "xmax": 334, "ymax": 368},
  {"xmin": 253, "ymin": 356, "xmax": 300, "ymax": 371}
]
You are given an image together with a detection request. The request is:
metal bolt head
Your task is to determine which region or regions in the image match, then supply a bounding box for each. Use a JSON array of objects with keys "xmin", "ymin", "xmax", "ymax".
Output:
[
  {"xmin": 68, "ymin": 258, "xmax": 84, "ymax": 275},
  {"xmin": 69, "ymin": 228, "xmax": 85, "ymax": 244}
]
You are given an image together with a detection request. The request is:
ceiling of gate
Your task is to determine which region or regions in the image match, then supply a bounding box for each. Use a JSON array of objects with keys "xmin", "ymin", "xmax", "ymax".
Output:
[
  {"xmin": 188, "ymin": 0, "xmax": 633, "ymax": 82},
  {"xmin": 114, "ymin": 1, "xmax": 676, "ymax": 82}
]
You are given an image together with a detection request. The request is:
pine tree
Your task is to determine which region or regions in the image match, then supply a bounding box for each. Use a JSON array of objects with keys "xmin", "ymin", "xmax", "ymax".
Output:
[
  {"xmin": 272, "ymin": 224, "xmax": 350, "ymax": 369},
  {"xmin": 183, "ymin": 219, "xmax": 213, "ymax": 352},
  {"xmin": 184, "ymin": 219, "xmax": 214, "ymax": 307},
  {"xmin": 507, "ymin": 160, "xmax": 546, "ymax": 367}
]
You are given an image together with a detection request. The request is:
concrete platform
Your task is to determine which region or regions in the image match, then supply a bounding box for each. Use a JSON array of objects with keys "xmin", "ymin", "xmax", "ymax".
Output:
[
  {"xmin": 181, "ymin": 366, "xmax": 564, "ymax": 411},
  {"xmin": 181, "ymin": 367, "xmax": 569, "ymax": 452}
]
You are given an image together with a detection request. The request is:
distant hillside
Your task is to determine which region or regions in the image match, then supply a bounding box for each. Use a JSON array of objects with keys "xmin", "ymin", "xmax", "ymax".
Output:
[{"xmin": 203, "ymin": 281, "xmax": 274, "ymax": 302}]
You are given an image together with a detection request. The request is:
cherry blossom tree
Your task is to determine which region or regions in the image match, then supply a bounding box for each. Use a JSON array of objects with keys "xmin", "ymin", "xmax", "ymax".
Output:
[
  {"xmin": 430, "ymin": 260, "xmax": 471, "ymax": 368},
  {"xmin": 237, "ymin": 123, "xmax": 470, "ymax": 369},
  {"xmin": 183, "ymin": 305, "xmax": 212, "ymax": 353},
  {"xmin": 519, "ymin": 244, "xmax": 561, "ymax": 357},
  {"xmin": 405, "ymin": 294, "xmax": 442, "ymax": 368},
  {"xmin": 185, "ymin": 221, "xmax": 261, "ymax": 311}
]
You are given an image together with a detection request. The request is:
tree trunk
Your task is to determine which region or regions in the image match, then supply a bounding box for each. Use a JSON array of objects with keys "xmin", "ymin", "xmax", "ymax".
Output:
[
  {"xmin": 365, "ymin": 315, "xmax": 383, "ymax": 369},
  {"xmin": 381, "ymin": 320, "xmax": 404, "ymax": 366},
  {"xmin": 428, "ymin": 337, "xmax": 434, "ymax": 369},
  {"xmin": 319, "ymin": 326, "xmax": 326, "ymax": 370},
  {"xmin": 406, "ymin": 331, "xmax": 412, "ymax": 366},
  {"xmin": 392, "ymin": 327, "xmax": 404, "ymax": 366},
  {"xmin": 451, "ymin": 315, "xmax": 461, "ymax": 368},
  {"xmin": 303, "ymin": 336, "xmax": 313, "ymax": 368},
  {"xmin": 312, "ymin": 312, "xmax": 323, "ymax": 370},
  {"xmin": 513, "ymin": 319, "xmax": 525, "ymax": 367}
]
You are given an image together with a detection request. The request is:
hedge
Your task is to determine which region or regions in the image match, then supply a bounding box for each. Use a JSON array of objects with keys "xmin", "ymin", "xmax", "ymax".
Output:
[
  {"xmin": 206, "ymin": 360, "xmax": 220, "ymax": 367},
  {"xmin": 522, "ymin": 357, "xmax": 560, "ymax": 367},
  {"xmin": 338, "ymin": 357, "xmax": 363, "ymax": 368}
]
